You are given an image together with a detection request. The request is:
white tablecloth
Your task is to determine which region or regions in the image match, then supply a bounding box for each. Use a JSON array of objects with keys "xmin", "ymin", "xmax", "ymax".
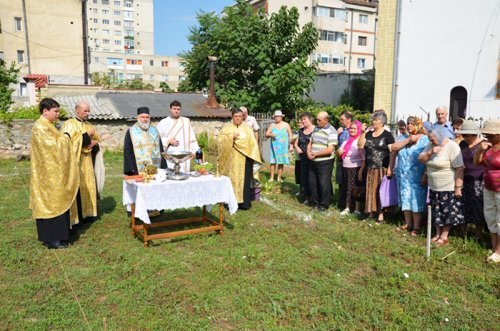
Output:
[{"xmin": 123, "ymin": 174, "xmax": 238, "ymax": 224}]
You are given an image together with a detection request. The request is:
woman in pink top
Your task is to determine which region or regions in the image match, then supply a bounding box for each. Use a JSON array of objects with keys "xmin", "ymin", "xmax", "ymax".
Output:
[
  {"xmin": 337, "ymin": 121, "xmax": 364, "ymax": 217},
  {"xmin": 473, "ymin": 120, "xmax": 500, "ymax": 263}
]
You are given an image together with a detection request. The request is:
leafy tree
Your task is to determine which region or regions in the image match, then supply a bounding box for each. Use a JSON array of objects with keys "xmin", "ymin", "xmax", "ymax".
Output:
[
  {"xmin": 0, "ymin": 60, "xmax": 20, "ymax": 112},
  {"xmin": 180, "ymin": 0, "xmax": 318, "ymax": 116},
  {"xmin": 91, "ymin": 70, "xmax": 118, "ymax": 88}
]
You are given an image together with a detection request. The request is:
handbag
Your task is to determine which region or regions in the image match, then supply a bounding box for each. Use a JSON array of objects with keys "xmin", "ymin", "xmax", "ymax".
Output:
[{"xmin": 379, "ymin": 175, "xmax": 398, "ymax": 208}]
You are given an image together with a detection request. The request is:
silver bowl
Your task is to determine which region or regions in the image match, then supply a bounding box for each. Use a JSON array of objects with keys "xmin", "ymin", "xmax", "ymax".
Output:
[{"xmin": 161, "ymin": 151, "xmax": 192, "ymax": 180}]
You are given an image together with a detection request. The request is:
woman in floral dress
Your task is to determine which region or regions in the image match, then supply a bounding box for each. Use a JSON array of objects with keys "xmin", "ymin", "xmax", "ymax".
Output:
[{"xmin": 265, "ymin": 110, "xmax": 292, "ymax": 183}]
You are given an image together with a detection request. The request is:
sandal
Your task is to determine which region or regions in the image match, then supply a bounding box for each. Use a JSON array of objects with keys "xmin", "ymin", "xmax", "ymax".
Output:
[
  {"xmin": 410, "ymin": 229, "xmax": 419, "ymax": 237},
  {"xmin": 435, "ymin": 238, "xmax": 449, "ymax": 247},
  {"xmin": 431, "ymin": 236, "xmax": 440, "ymax": 243}
]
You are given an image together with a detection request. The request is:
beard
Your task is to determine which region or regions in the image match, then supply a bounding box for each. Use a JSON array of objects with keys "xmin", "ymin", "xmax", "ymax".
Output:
[{"xmin": 138, "ymin": 121, "xmax": 150, "ymax": 131}]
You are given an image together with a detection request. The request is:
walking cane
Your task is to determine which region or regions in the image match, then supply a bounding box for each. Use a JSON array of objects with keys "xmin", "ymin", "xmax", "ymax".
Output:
[{"xmin": 426, "ymin": 204, "xmax": 432, "ymax": 259}]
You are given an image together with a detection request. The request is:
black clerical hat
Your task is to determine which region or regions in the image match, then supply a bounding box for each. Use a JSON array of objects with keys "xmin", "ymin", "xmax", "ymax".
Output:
[{"xmin": 137, "ymin": 107, "xmax": 149, "ymax": 115}]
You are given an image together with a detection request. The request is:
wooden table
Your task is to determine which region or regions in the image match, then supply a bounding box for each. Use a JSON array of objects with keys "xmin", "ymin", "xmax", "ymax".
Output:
[{"xmin": 123, "ymin": 174, "xmax": 238, "ymax": 247}]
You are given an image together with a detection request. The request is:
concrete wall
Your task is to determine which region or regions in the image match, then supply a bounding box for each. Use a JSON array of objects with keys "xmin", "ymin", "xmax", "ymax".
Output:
[
  {"xmin": 375, "ymin": 0, "xmax": 500, "ymax": 122},
  {"xmin": 309, "ymin": 73, "xmax": 365, "ymax": 106},
  {"xmin": 0, "ymin": 118, "xmax": 229, "ymax": 158}
]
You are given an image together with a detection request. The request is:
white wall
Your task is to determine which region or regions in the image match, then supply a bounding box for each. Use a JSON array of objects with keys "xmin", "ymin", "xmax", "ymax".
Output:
[{"xmin": 394, "ymin": 0, "xmax": 500, "ymax": 121}]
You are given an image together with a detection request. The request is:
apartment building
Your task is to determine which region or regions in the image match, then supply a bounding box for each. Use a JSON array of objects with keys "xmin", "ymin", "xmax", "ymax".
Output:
[
  {"xmin": 248, "ymin": 0, "xmax": 378, "ymax": 73},
  {"xmin": 86, "ymin": 0, "xmax": 154, "ymax": 55},
  {"xmin": 90, "ymin": 52, "xmax": 184, "ymax": 90},
  {"xmin": 0, "ymin": 0, "xmax": 85, "ymax": 87}
]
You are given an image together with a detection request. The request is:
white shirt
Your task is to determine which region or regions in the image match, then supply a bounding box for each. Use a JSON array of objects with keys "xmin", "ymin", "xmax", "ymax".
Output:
[
  {"xmin": 157, "ymin": 116, "xmax": 199, "ymax": 173},
  {"xmin": 244, "ymin": 115, "xmax": 259, "ymax": 132}
]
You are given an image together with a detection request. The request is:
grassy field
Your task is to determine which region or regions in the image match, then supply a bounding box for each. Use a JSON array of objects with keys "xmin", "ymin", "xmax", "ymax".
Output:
[{"xmin": 0, "ymin": 152, "xmax": 498, "ymax": 330}]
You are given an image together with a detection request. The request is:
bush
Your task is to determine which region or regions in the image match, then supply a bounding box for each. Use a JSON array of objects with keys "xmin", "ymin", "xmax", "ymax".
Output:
[
  {"xmin": 0, "ymin": 105, "xmax": 68, "ymax": 123},
  {"xmin": 195, "ymin": 131, "xmax": 218, "ymax": 156}
]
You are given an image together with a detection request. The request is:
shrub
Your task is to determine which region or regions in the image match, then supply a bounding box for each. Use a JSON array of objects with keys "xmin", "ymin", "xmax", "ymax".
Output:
[{"xmin": 296, "ymin": 104, "xmax": 372, "ymax": 128}]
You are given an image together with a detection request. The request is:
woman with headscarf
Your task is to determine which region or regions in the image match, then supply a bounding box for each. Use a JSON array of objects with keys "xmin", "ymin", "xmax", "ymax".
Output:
[
  {"xmin": 358, "ymin": 111, "xmax": 395, "ymax": 223},
  {"xmin": 388, "ymin": 117, "xmax": 429, "ymax": 235},
  {"xmin": 418, "ymin": 125, "xmax": 465, "ymax": 247},
  {"xmin": 337, "ymin": 120, "xmax": 364, "ymax": 216},
  {"xmin": 456, "ymin": 120, "xmax": 486, "ymax": 240}
]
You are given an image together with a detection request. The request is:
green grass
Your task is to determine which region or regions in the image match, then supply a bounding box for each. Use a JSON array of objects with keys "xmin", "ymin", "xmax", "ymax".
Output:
[{"xmin": 0, "ymin": 152, "xmax": 498, "ymax": 330}]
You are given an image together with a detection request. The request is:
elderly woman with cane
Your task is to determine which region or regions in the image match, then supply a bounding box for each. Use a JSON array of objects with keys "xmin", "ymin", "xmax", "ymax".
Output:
[{"xmin": 418, "ymin": 125, "xmax": 465, "ymax": 247}]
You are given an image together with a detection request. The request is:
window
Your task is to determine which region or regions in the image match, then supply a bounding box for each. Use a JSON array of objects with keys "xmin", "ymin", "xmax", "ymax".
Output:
[
  {"xmin": 179, "ymin": 75, "xmax": 185, "ymax": 82},
  {"xmin": 149, "ymin": 60, "xmax": 154, "ymax": 66},
  {"xmin": 357, "ymin": 58, "xmax": 366, "ymax": 68},
  {"xmin": 102, "ymin": 9, "xmax": 109, "ymax": 14},
  {"xmin": 114, "ymin": 40, "xmax": 121, "ymax": 45},
  {"xmin": 114, "ymin": 21, "xmax": 121, "ymax": 26},
  {"xmin": 125, "ymin": 1, "xmax": 132, "ymax": 8},
  {"xmin": 358, "ymin": 36, "xmax": 367, "ymax": 46},
  {"xmin": 93, "ymin": 18, "xmax": 98, "ymax": 23},
  {"xmin": 103, "ymin": 29, "xmax": 110, "ymax": 34},
  {"xmin": 102, "ymin": 0, "xmax": 109, "ymax": 4},
  {"xmin": 114, "ymin": 10, "xmax": 121, "ymax": 15},
  {"xmin": 124, "ymin": 11, "xmax": 133, "ymax": 19},
  {"xmin": 93, "ymin": 0, "xmax": 98, "ymax": 3},
  {"xmin": 114, "ymin": 1, "xmax": 121, "ymax": 6},
  {"xmin": 114, "ymin": 30, "xmax": 121, "ymax": 36},
  {"xmin": 103, "ymin": 39, "xmax": 110, "ymax": 44},
  {"xmin": 14, "ymin": 17, "xmax": 22, "ymax": 31},
  {"xmin": 93, "ymin": 8, "xmax": 98, "ymax": 14},
  {"xmin": 19, "ymin": 83, "xmax": 27, "ymax": 96},
  {"xmin": 124, "ymin": 20, "xmax": 133, "ymax": 27},
  {"xmin": 314, "ymin": 7, "xmax": 346, "ymax": 19},
  {"xmin": 161, "ymin": 75, "xmax": 168, "ymax": 81},
  {"xmin": 315, "ymin": 53, "xmax": 344, "ymax": 65},
  {"xmin": 102, "ymin": 19, "xmax": 110, "ymax": 24},
  {"xmin": 333, "ymin": 9, "xmax": 346, "ymax": 20},
  {"xmin": 93, "ymin": 56, "xmax": 100, "ymax": 63},
  {"xmin": 125, "ymin": 40, "xmax": 134, "ymax": 47},
  {"xmin": 314, "ymin": 6, "xmax": 331, "ymax": 17},
  {"xmin": 149, "ymin": 74, "xmax": 154, "ymax": 81},
  {"xmin": 107, "ymin": 57, "xmax": 123, "ymax": 65},
  {"xmin": 161, "ymin": 61, "xmax": 168, "ymax": 67},
  {"xmin": 126, "ymin": 59, "xmax": 142, "ymax": 65},
  {"xmin": 17, "ymin": 50, "xmax": 24, "ymax": 63},
  {"xmin": 125, "ymin": 49, "xmax": 134, "ymax": 54},
  {"xmin": 94, "ymin": 28, "xmax": 99, "ymax": 34},
  {"xmin": 319, "ymin": 30, "xmax": 344, "ymax": 43},
  {"xmin": 359, "ymin": 14, "xmax": 368, "ymax": 24}
]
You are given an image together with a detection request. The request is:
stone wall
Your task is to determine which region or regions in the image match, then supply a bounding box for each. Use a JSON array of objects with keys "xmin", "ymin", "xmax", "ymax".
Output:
[{"xmin": 0, "ymin": 118, "xmax": 229, "ymax": 158}]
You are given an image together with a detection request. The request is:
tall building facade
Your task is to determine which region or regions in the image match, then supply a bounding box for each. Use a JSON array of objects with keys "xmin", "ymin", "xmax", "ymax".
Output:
[
  {"xmin": 248, "ymin": 0, "xmax": 378, "ymax": 73},
  {"xmin": 86, "ymin": 0, "xmax": 154, "ymax": 55},
  {"xmin": 0, "ymin": 0, "xmax": 85, "ymax": 86}
]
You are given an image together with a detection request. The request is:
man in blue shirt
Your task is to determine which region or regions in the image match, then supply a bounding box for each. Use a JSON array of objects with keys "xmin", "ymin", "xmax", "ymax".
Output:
[{"xmin": 433, "ymin": 106, "xmax": 455, "ymax": 140}]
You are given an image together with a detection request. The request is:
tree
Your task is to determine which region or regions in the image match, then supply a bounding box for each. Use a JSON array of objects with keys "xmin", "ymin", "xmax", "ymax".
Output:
[
  {"xmin": 159, "ymin": 82, "xmax": 174, "ymax": 92},
  {"xmin": 180, "ymin": 0, "xmax": 318, "ymax": 115},
  {"xmin": 0, "ymin": 60, "xmax": 20, "ymax": 112}
]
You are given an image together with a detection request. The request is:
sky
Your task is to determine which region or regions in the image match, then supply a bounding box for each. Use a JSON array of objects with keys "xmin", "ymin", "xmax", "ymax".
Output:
[{"xmin": 153, "ymin": 0, "xmax": 236, "ymax": 56}]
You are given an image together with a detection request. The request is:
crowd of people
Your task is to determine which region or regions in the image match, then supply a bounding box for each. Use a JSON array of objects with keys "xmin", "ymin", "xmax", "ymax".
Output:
[
  {"xmin": 288, "ymin": 107, "xmax": 500, "ymax": 262},
  {"xmin": 29, "ymin": 99, "xmax": 500, "ymax": 262}
]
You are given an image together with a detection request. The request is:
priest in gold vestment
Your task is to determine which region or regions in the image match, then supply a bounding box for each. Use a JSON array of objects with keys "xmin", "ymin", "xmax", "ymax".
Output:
[
  {"xmin": 30, "ymin": 98, "xmax": 88, "ymax": 249},
  {"xmin": 218, "ymin": 108, "xmax": 262, "ymax": 210},
  {"xmin": 61, "ymin": 101, "xmax": 101, "ymax": 225}
]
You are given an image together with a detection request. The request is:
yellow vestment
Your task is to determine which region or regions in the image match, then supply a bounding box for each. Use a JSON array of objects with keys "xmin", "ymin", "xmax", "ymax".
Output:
[
  {"xmin": 29, "ymin": 117, "xmax": 80, "ymax": 219},
  {"xmin": 218, "ymin": 123, "xmax": 262, "ymax": 203},
  {"xmin": 61, "ymin": 118, "xmax": 100, "ymax": 224}
]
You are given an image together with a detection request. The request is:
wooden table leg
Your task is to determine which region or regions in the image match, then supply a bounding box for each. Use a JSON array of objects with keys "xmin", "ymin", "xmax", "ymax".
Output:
[
  {"xmin": 143, "ymin": 223, "xmax": 149, "ymax": 247},
  {"xmin": 130, "ymin": 203, "xmax": 136, "ymax": 237},
  {"xmin": 219, "ymin": 203, "xmax": 224, "ymax": 236},
  {"xmin": 203, "ymin": 205, "xmax": 207, "ymax": 223}
]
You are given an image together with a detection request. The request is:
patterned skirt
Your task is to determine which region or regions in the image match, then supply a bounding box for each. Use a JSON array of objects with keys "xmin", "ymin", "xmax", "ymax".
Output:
[
  {"xmin": 365, "ymin": 167, "xmax": 386, "ymax": 213},
  {"xmin": 430, "ymin": 190, "xmax": 465, "ymax": 227},
  {"xmin": 463, "ymin": 178, "xmax": 486, "ymax": 227}
]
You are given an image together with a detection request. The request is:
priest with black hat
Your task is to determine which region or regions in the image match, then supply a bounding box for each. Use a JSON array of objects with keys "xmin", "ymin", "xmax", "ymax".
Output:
[{"xmin": 123, "ymin": 107, "xmax": 167, "ymax": 175}]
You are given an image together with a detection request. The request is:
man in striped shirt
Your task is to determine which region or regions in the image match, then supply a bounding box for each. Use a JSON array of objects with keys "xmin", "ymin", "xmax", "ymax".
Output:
[{"xmin": 307, "ymin": 111, "xmax": 338, "ymax": 212}]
